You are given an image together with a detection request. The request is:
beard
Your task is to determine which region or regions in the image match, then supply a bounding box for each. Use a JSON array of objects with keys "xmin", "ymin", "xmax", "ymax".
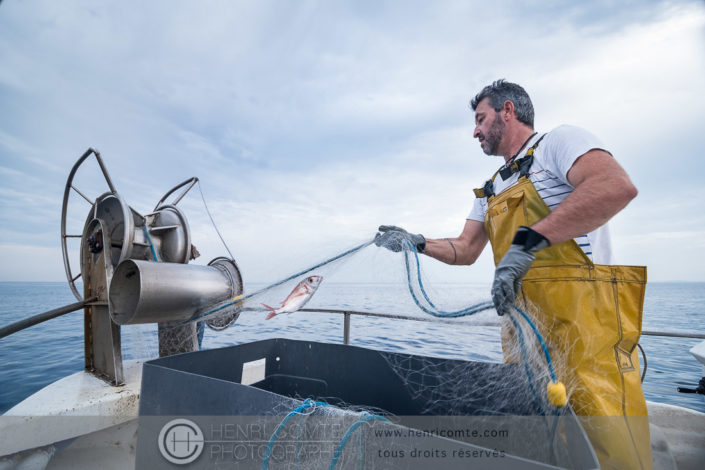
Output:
[{"xmin": 480, "ymin": 113, "xmax": 505, "ymax": 156}]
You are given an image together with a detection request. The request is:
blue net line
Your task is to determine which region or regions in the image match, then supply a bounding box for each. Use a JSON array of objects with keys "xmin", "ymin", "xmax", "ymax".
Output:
[
  {"xmin": 402, "ymin": 240, "xmax": 494, "ymax": 318},
  {"xmin": 262, "ymin": 398, "xmax": 329, "ymax": 470},
  {"xmin": 142, "ymin": 225, "xmax": 160, "ymax": 262},
  {"xmin": 329, "ymin": 412, "xmax": 390, "ymax": 470},
  {"xmin": 262, "ymin": 399, "xmax": 389, "ymax": 470},
  {"xmin": 511, "ymin": 304, "xmax": 557, "ymax": 383},
  {"xmin": 401, "ymin": 239, "xmax": 558, "ymax": 385},
  {"xmin": 509, "ymin": 306, "xmax": 564, "ymax": 460},
  {"xmin": 507, "ymin": 310, "xmax": 546, "ymax": 415}
]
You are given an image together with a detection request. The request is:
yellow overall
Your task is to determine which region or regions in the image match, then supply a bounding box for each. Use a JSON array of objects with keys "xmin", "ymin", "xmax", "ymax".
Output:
[{"xmin": 476, "ymin": 144, "xmax": 652, "ymax": 469}]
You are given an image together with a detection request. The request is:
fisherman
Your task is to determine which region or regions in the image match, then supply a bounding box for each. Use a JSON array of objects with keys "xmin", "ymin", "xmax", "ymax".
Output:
[{"xmin": 376, "ymin": 79, "xmax": 652, "ymax": 469}]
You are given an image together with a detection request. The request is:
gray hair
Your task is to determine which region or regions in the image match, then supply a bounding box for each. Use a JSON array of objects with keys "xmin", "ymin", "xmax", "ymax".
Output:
[{"xmin": 470, "ymin": 79, "xmax": 534, "ymax": 128}]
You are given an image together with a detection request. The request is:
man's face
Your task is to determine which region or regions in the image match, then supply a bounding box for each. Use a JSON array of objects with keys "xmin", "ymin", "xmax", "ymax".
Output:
[{"xmin": 473, "ymin": 98, "xmax": 505, "ymax": 156}]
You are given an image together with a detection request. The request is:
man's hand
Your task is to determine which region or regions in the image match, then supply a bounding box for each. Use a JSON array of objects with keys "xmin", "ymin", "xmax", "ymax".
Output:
[
  {"xmin": 375, "ymin": 225, "xmax": 426, "ymax": 253},
  {"xmin": 491, "ymin": 226, "xmax": 549, "ymax": 315}
]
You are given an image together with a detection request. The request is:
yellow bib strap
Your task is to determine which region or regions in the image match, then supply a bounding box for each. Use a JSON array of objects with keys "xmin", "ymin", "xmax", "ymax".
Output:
[
  {"xmin": 472, "ymin": 187, "xmax": 486, "ymax": 198},
  {"xmin": 473, "ymin": 134, "xmax": 547, "ymax": 198},
  {"xmin": 473, "ymin": 174, "xmax": 499, "ymax": 199}
]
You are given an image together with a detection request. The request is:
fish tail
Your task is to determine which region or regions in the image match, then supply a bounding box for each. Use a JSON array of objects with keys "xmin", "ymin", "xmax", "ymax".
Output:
[{"xmin": 262, "ymin": 303, "xmax": 277, "ymax": 320}]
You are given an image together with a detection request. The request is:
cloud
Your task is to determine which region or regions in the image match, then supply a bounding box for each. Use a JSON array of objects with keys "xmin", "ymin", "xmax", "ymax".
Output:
[{"xmin": 0, "ymin": 0, "xmax": 703, "ymax": 282}]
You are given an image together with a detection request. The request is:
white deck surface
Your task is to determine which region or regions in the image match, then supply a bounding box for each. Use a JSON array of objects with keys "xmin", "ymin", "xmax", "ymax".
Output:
[{"xmin": 0, "ymin": 361, "xmax": 142, "ymax": 457}]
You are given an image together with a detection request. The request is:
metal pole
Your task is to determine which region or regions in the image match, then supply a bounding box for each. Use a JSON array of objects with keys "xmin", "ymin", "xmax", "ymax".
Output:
[
  {"xmin": 343, "ymin": 312, "xmax": 351, "ymax": 345},
  {"xmin": 642, "ymin": 329, "xmax": 705, "ymax": 340},
  {"xmin": 0, "ymin": 298, "xmax": 96, "ymax": 339},
  {"xmin": 247, "ymin": 307, "xmax": 705, "ymax": 340}
]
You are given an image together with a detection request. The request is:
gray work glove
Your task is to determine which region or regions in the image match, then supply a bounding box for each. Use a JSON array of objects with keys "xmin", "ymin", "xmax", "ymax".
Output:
[
  {"xmin": 375, "ymin": 225, "xmax": 426, "ymax": 253},
  {"xmin": 491, "ymin": 226, "xmax": 550, "ymax": 316}
]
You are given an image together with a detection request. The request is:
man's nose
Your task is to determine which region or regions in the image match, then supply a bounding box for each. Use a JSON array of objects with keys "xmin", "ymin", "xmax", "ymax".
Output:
[{"xmin": 473, "ymin": 126, "xmax": 481, "ymax": 139}]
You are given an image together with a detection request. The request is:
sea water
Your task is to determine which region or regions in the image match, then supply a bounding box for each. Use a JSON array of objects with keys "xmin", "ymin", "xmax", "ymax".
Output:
[{"xmin": 1, "ymin": 281, "xmax": 704, "ymax": 414}]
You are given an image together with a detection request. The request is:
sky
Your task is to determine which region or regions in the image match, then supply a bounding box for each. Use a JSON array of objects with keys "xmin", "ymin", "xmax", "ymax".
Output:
[{"xmin": 0, "ymin": 0, "xmax": 704, "ymax": 285}]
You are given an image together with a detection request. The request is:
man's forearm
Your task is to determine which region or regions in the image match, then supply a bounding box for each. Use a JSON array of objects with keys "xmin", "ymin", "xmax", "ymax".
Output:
[
  {"xmin": 424, "ymin": 234, "xmax": 487, "ymax": 265},
  {"xmin": 423, "ymin": 238, "xmax": 462, "ymax": 265}
]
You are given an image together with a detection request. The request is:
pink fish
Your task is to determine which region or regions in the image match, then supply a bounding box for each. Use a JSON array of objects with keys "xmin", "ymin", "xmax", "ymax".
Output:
[{"xmin": 262, "ymin": 275, "xmax": 323, "ymax": 320}]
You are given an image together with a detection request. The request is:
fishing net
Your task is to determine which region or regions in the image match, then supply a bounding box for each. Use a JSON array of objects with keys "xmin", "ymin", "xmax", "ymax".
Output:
[
  {"xmin": 119, "ymin": 228, "xmax": 595, "ymax": 469},
  {"xmin": 94, "ymin": 181, "xmax": 595, "ymax": 468}
]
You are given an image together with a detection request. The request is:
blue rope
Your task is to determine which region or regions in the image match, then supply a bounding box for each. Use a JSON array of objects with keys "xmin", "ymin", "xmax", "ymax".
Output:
[
  {"xmin": 329, "ymin": 413, "xmax": 390, "ymax": 470},
  {"xmin": 507, "ymin": 311, "xmax": 545, "ymax": 415},
  {"xmin": 142, "ymin": 225, "xmax": 159, "ymax": 262},
  {"xmin": 509, "ymin": 309, "xmax": 563, "ymax": 461},
  {"xmin": 262, "ymin": 399, "xmax": 329, "ymax": 470},
  {"xmin": 356, "ymin": 422, "xmax": 365, "ymax": 470},
  {"xmin": 511, "ymin": 305, "xmax": 565, "ymax": 462},
  {"xmin": 511, "ymin": 305, "xmax": 557, "ymax": 383},
  {"xmin": 188, "ymin": 239, "xmax": 376, "ymax": 324},
  {"xmin": 402, "ymin": 240, "xmax": 494, "ymax": 318}
]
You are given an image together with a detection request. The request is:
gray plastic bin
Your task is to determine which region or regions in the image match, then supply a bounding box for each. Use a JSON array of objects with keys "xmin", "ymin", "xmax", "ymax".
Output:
[{"xmin": 136, "ymin": 338, "xmax": 598, "ymax": 469}]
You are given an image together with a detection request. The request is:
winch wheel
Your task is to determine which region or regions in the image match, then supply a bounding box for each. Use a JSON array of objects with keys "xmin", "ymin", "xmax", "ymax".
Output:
[{"xmin": 61, "ymin": 148, "xmax": 130, "ymax": 302}]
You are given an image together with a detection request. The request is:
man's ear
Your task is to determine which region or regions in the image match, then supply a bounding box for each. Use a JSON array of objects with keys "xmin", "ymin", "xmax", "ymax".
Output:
[{"xmin": 502, "ymin": 100, "xmax": 514, "ymax": 120}]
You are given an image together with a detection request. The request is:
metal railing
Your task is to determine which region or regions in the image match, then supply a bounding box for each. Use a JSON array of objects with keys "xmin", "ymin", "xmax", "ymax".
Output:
[
  {"xmin": 289, "ymin": 308, "xmax": 705, "ymax": 345},
  {"xmin": 4, "ymin": 303, "xmax": 705, "ymax": 345},
  {"xmin": 300, "ymin": 308, "xmax": 500, "ymax": 345}
]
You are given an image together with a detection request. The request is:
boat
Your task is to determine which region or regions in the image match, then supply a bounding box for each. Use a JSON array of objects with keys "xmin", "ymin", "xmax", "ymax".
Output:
[{"xmin": 1, "ymin": 149, "xmax": 703, "ymax": 469}]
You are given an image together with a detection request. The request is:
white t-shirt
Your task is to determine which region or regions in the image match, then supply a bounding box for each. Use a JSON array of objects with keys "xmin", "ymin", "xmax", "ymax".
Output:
[{"xmin": 467, "ymin": 125, "xmax": 613, "ymax": 264}]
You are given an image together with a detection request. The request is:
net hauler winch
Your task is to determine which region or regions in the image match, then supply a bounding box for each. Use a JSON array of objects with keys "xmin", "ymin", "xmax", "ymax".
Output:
[{"xmin": 61, "ymin": 148, "xmax": 243, "ymax": 385}]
